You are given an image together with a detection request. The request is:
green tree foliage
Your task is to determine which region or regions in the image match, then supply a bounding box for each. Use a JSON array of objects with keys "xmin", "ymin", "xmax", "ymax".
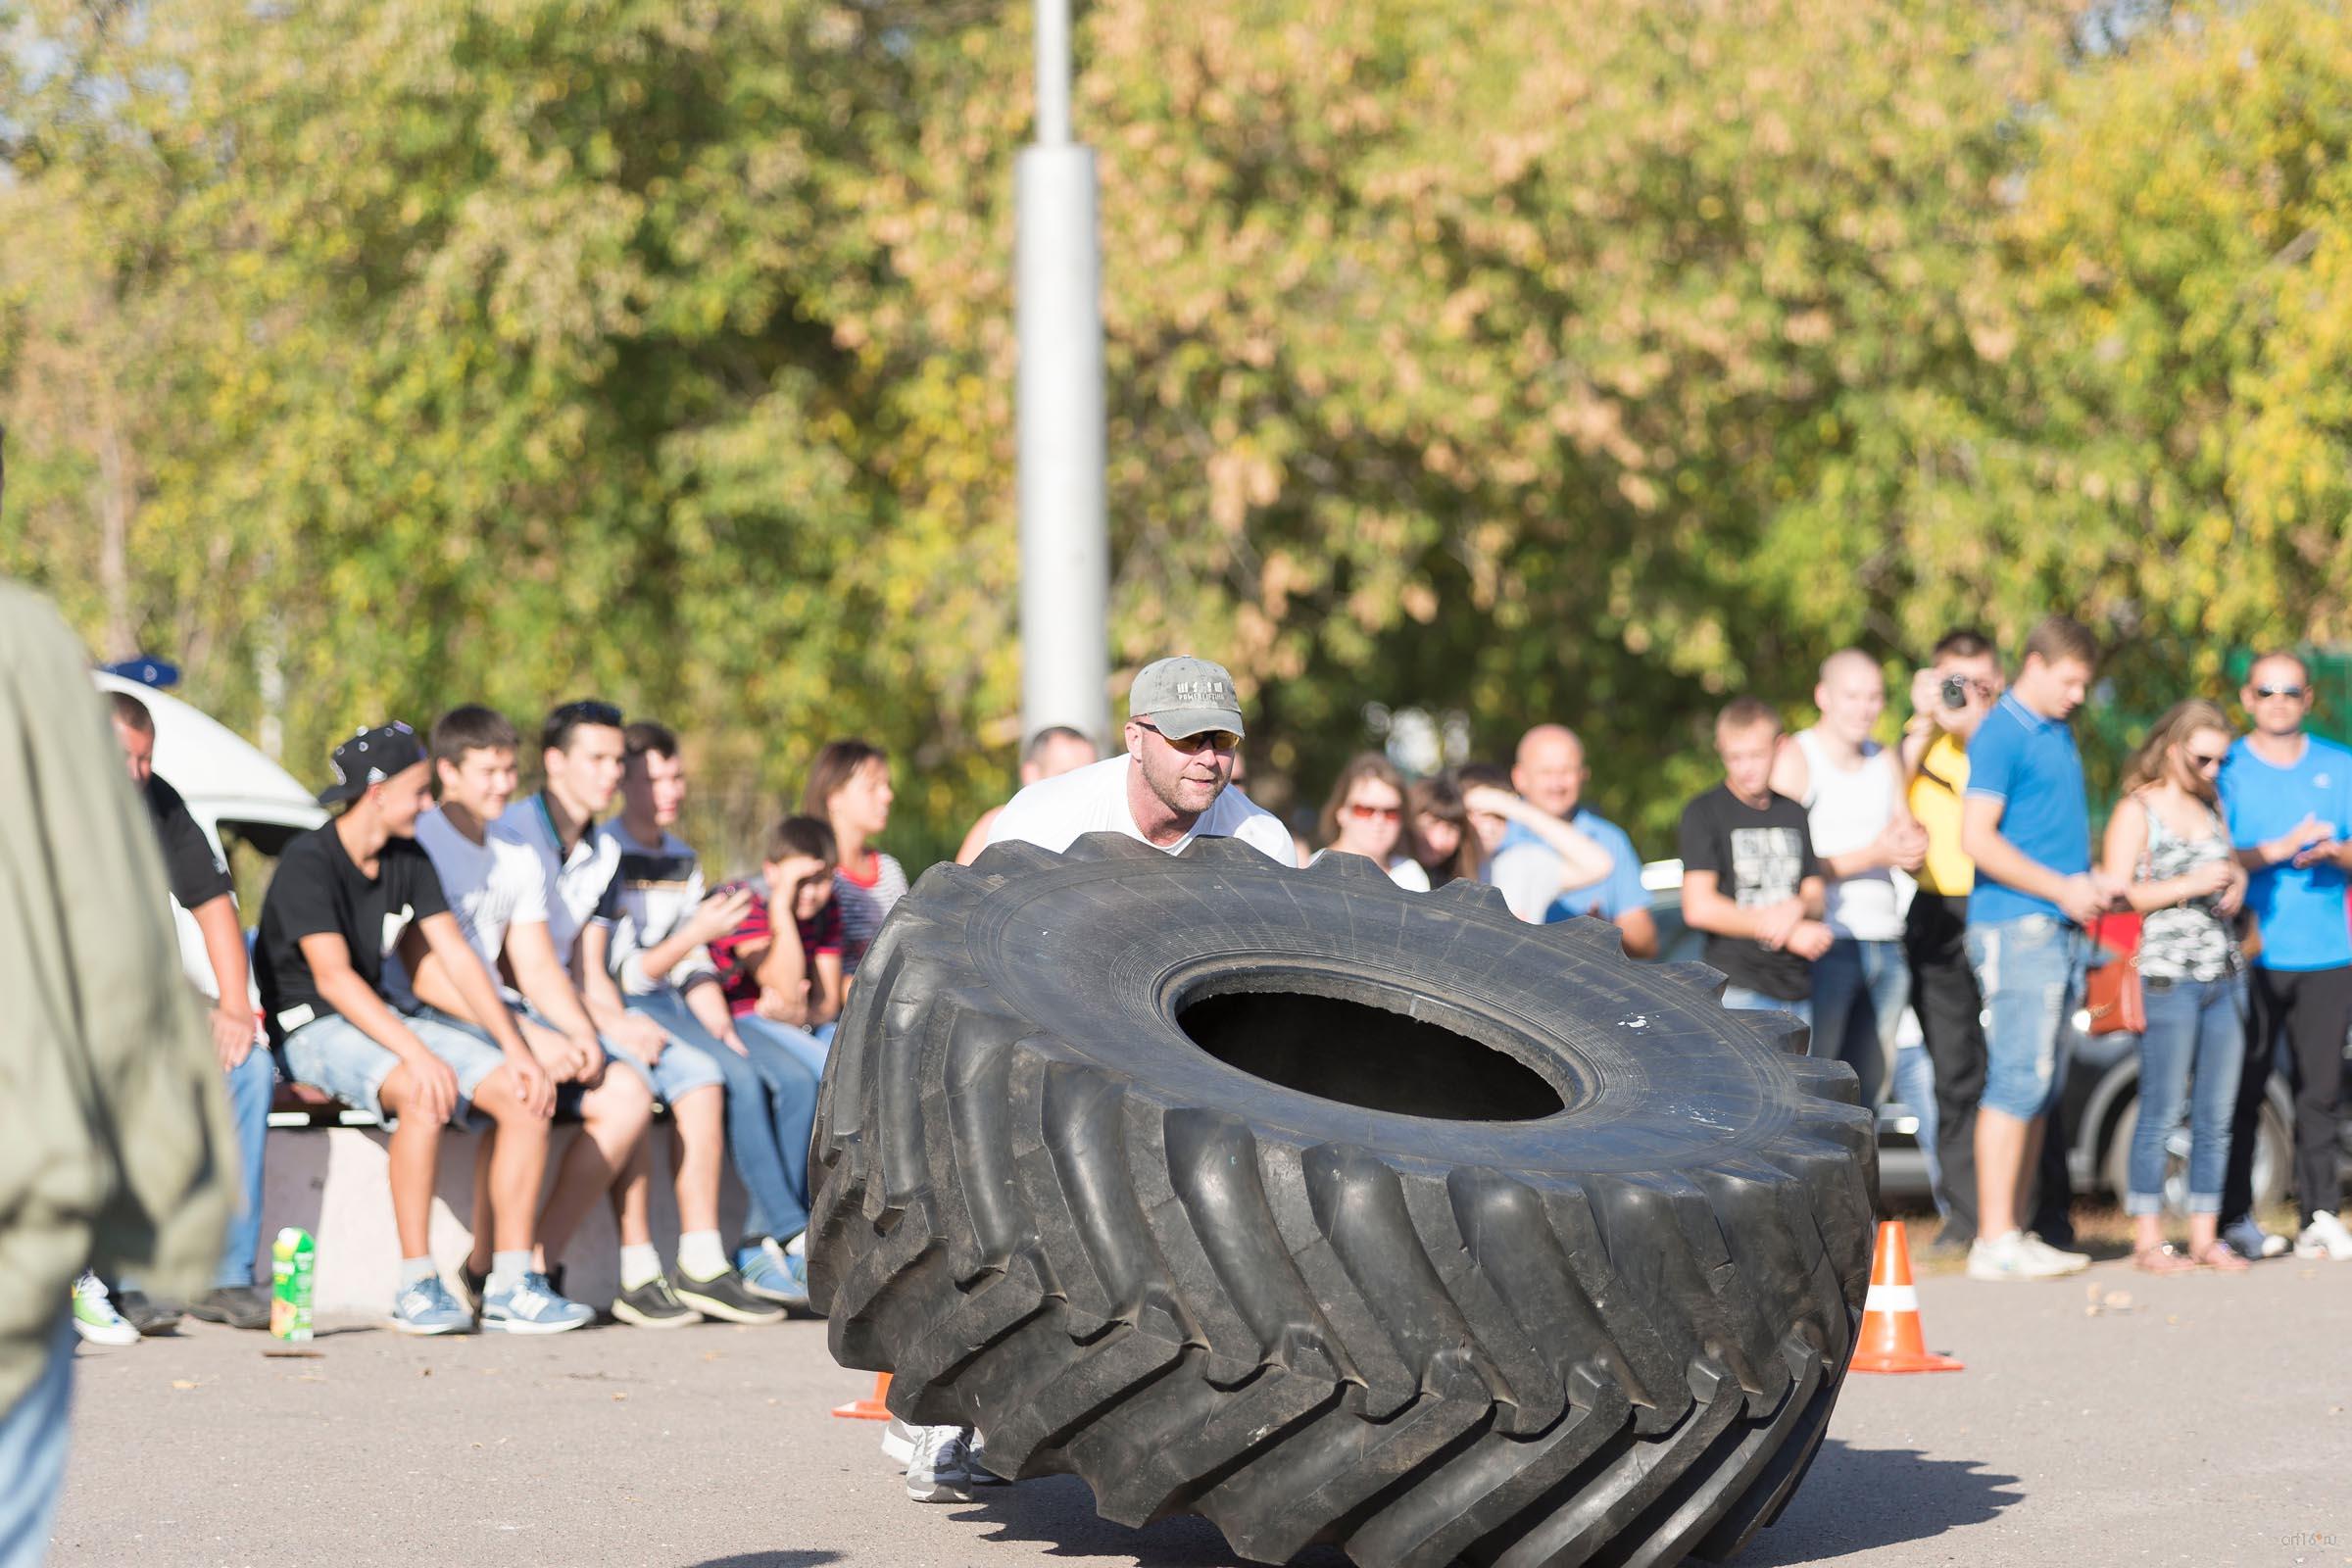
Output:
[{"xmin": 4, "ymin": 0, "xmax": 2349, "ymax": 862}]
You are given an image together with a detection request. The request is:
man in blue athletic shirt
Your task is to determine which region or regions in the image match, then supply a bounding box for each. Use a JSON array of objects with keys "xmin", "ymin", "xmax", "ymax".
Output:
[
  {"xmin": 1958, "ymin": 615, "xmax": 2119, "ymax": 1281},
  {"xmin": 2218, "ymin": 652, "xmax": 2352, "ymax": 1262},
  {"xmin": 1484, "ymin": 724, "xmax": 1657, "ymax": 956}
]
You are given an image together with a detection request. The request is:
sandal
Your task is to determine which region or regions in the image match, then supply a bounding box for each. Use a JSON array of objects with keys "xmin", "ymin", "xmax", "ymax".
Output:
[
  {"xmin": 2132, "ymin": 1244, "xmax": 2197, "ymax": 1274},
  {"xmin": 2190, "ymin": 1241, "xmax": 2250, "ymax": 1273}
]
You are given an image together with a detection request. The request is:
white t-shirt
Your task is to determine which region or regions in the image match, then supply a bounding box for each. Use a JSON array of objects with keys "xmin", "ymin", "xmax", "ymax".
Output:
[
  {"xmin": 985, "ymin": 756, "xmax": 1297, "ymax": 864},
  {"xmin": 1307, "ymin": 848, "xmax": 1431, "ymax": 891},
  {"xmin": 488, "ymin": 794, "xmax": 622, "ymax": 962},
  {"xmin": 414, "ymin": 807, "xmax": 550, "ymax": 970}
]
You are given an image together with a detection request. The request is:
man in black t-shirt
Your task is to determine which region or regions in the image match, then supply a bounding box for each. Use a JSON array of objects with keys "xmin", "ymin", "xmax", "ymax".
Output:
[
  {"xmin": 1679, "ymin": 696, "xmax": 1833, "ymax": 1024},
  {"xmin": 104, "ymin": 692, "xmax": 274, "ymax": 1334},
  {"xmin": 256, "ymin": 722, "xmax": 582, "ymax": 1336}
]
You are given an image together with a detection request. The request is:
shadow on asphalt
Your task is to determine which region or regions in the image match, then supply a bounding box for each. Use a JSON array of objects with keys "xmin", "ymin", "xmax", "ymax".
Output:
[
  {"xmin": 951, "ymin": 1442, "xmax": 2019, "ymax": 1567},
  {"xmin": 956, "ymin": 1474, "xmax": 1349, "ymax": 1567},
  {"xmin": 1744, "ymin": 1440, "xmax": 2022, "ymax": 1563},
  {"xmin": 690, "ymin": 1555, "xmax": 844, "ymax": 1567}
]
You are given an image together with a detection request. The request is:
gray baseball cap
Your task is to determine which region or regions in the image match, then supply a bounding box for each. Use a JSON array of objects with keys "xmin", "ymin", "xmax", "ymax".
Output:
[{"xmin": 1128, "ymin": 656, "xmax": 1246, "ymax": 740}]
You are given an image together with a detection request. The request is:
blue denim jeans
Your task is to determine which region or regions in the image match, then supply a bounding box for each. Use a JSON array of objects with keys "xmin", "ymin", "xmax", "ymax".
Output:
[
  {"xmin": 219, "ymin": 1045, "xmax": 276, "ymax": 1288},
  {"xmin": 1721, "ymin": 987, "xmax": 1813, "ymax": 1032},
  {"xmin": 0, "ymin": 1316, "xmax": 73, "ymax": 1568},
  {"xmin": 1891, "ymin": 1038, "xmax": 1944, "ymax": 1216},
  {"xmin": 1811, "ymin": 938, "xmax": 1910, "ymax": 1109},
  {"xmin": 2130, "ymin": 973, "xmax": 2245, "ymax": 1215},
  {"xmin": 625, "ymin": 990, "xmax": 819, "ymax": 1245},
  {"xmin": 1965, "ymin": 914, "xmax": 2085, "ymax": 1121}
]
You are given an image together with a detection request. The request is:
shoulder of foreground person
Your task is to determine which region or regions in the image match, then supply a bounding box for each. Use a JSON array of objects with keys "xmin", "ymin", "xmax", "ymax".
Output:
[{"xmin": 0, "ymin": 582, "xmax": 233, "ymax": 1404}]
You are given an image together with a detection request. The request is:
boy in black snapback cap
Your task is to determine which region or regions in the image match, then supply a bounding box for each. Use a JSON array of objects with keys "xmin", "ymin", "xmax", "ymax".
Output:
[{"xmin": 255, "ymin": 722, "xmax": 590, "ymax": 1334}]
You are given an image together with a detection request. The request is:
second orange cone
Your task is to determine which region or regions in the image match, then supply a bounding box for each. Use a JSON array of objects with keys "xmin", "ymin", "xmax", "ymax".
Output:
[{"xmin": 1849, "ymin": 1219, "xmax": 1963, "ymax": 1374}]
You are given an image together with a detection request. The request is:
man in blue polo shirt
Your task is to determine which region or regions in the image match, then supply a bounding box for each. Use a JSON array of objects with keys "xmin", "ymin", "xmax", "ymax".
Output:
[
  {"xmin": 2217, "ymin": 652, "xmax": 2352, "ymax": 1262},
  {"xmin": 1958, "ymin": 615, "xmax": 2118, "ymax": 1281},
  {"xmin": 1485, "ymin": 723, "xmax": 1656, "ymax": 957}
]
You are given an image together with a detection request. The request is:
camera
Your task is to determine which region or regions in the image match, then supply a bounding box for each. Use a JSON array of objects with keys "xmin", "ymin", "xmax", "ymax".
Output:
[{"xmin": 1939, "ymin": 673, "xmax": 1971, "ymax": 709}]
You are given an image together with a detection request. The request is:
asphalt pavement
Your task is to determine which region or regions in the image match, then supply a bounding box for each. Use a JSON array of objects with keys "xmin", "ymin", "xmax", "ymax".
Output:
[{"xmin": 50, "ymin": 1255, "xmax": 2352, "ymax": 1568}]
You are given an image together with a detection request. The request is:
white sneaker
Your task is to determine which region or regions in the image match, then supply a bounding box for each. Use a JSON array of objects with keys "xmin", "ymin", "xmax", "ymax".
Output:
[
  {"xmin": 2020, "ymin": 1232, "xmax": 2090, "ymax": 1274},
  {"xmin": 906, "ymin": 1424, "xmax": 974, "ymax": 1503},
  {"xmin": 1967, "ymin": 1230, "xmax": 2081, "ymax": 1281},
  {"xmin": 71, "ymin": 1272, "xmax": 140, "ymax": 1348},
  {"xmin": 880, "ymin": 1416, "xmax": 918, "ymax": 1470},
  {"xmin": 2293, "ymin": 1210, "xmax": 2352, "ymax": 1261}
]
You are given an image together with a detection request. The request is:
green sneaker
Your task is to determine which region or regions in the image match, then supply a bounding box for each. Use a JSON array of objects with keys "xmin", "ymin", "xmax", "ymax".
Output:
[{"xmin": 72, "ymin": 1273, "xmax": 140, "ymax": 1348}]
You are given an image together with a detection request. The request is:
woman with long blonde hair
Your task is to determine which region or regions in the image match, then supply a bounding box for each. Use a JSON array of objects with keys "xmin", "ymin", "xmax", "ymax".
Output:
[{"xmin": 2101, "ymin": 699, "xmax": 2250, "ymax": 1272}]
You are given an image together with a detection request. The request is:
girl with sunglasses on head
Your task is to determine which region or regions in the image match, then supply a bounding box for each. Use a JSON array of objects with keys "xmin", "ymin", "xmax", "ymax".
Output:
[
  {"xmin": 2101, "ymin": 699, "xmax": 2251, "ymax": 1273},
  {"xmin": 1312, "ymin": 754, "xmax": 1432, "ymax": 890}
]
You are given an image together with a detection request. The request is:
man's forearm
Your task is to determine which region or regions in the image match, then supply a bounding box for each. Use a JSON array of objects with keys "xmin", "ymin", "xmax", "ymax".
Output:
[
  {"xmin": 1962, "ymin": 822, "xmax": 2075, "ymax": 906},
  {"xmin": 316, "ymin": 971, "xmax": 432, "ymax": 1061},
  {"xmin": 191, "ymin": 896, "xmax": 253, "ymax": 1017},
  {"xmin": 682, "ymin": 979, "xmax": 736, "ymax": 1041}
]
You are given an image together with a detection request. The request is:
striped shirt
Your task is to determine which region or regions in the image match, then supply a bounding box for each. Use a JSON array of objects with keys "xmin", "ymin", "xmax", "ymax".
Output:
[{"xmin": 834, "ymin": 851, "xmax": 908, "ymax": 976}]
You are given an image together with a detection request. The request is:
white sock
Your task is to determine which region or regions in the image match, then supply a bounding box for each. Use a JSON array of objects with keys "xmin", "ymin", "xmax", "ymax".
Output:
[
  {"xmin": 678, "ymin": 1229, "xmax": 729, "ymax": 1282},
  {"xmin": 487, "ymin": 1250, "xmax": 532, "ymax": 1294},
  {"xmin": 619, "ymin": 1244, "xmax": 662, "ymax": 1291},
  {"xmin": 399, "ymin": 1256, "xmax": 438, "ymax": 1288}
]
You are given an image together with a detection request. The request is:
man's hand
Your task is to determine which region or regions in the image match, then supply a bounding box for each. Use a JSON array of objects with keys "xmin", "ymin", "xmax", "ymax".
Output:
[
  {"xmin": 1909, "ymin": 666, "xmax": 1942, "ymax": 724},
  {"xmin": 1787, "ymin": 919, "xmax": 1836, "ymax": 961},
  {"xmin": 209, "ymin": 1003, "xmax": 259, "ymax": 1071},
  {"xmin": 603, "ymin": 1008, "xmax": 668, "ymax": 1066},
  {"xmin": 568, "ymin": 1031, "xmax": 607, "ymax": 1083},
  {"xmin": 756, "ymin": 985, "xmax": 809, "ymax": 1028},
  {"xmin": 685, "ymin": 886, "xmax": 758, "ymax": 947},
  {"xmin": 403, "ymin": 1052, "xmax": 462, "ymax": 1127},
  {"xmin": 1461, "ymin": 784, "xmax": 1522, "ymax": 820},
  {"xmin": 505, "ymin": 1048, "xmax": 557, "ymax": 1119},
  {"xmin": 2271, "ymin": 814, "xmax": 2332, "ymax": 866},
  {"xmin": 2060, "ymin": 873, "xmax": 2115, "ymax": 926},
  {"xmin": 1879, "ymin": 817, "xmax": 1930, "ymax": 874},
  {"xmin": 717, "ymin": 1026, "xmax": 752, "ymax": 1058},
  {"xmin": 1753, "ymin": 898, "xmax": 1806, "ymax": 951}
]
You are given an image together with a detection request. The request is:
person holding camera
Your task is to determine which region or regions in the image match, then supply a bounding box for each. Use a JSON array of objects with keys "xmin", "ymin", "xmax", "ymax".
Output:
[{"xmin": 1899, "ymin": 629, "xmax": 2005, "ymax": 1250}]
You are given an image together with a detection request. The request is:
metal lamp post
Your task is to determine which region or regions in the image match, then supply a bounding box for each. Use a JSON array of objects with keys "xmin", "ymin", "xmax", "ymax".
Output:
[{"xmin": 1015, "ymin": 0, "xmax": 1111, "ymax": 749}]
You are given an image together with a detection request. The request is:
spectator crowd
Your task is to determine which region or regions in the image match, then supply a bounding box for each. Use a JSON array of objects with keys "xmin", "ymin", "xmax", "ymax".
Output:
[{"xmin": 73, "ymin": 629, "xmax": 2352, "ymax": 1480}]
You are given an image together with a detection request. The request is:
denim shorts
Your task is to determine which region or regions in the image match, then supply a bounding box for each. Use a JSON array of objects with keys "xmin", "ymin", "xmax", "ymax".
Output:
[
  {"xmin": 1965, "ymin": 913, "xmax": 2085, "ymax": 1120},
  {"xmin": 279, "ymin": 1009, "xmax": 507, "ymax": 1129},
  {"xmin": 498, "ymin": 1001, "xmax": 723, "ymax": 1109}
]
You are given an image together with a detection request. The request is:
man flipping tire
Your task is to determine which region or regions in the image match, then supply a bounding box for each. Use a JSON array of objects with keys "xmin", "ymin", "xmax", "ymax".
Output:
[
  {"xmin": 885, "ymin": 657, "xmax": 1296, "ymax": 1500},
  {"xmin": 821, "ymin": 660, "xmax": 1875, "ymax": 1566}
]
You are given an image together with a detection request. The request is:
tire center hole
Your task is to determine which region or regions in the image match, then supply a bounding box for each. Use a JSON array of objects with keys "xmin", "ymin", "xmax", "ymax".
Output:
[{"xmin": 1174, "ymin": 986, "xmax": 1566, "ymax": 1122}]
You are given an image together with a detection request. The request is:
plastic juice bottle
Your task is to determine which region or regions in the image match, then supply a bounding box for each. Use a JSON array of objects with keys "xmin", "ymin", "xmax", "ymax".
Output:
[{"xmin": 270, "ymin": 1227, "xmax": 316, "ymax": 1341}]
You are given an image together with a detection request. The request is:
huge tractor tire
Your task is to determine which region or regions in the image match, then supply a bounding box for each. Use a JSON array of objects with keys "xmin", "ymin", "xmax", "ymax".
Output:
[{"xmin": 808, "ymin": 833, "xmax": 1877, "ymax": 1568}]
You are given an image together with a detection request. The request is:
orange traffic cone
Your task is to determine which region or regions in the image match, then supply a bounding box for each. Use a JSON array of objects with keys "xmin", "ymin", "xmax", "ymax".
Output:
[
  {"xmin": 832, "ymin": 1371, "xmax": 894, "ymax": 1420},
  {"xmin": 1849, "ymin": 1220, "xmax": 1963, "ymax": 1374}
]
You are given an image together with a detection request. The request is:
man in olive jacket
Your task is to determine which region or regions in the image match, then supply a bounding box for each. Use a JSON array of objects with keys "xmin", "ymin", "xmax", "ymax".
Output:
[{"xmin": 0, "ymin": 576, "xmax": 234, "ymax": 1559}]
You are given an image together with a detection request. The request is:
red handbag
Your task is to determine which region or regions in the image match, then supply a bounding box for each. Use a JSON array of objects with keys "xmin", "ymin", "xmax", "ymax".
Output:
[{"xmin": 2081, "ymin": 913, "xmax": 2144, "ymax": 1036}]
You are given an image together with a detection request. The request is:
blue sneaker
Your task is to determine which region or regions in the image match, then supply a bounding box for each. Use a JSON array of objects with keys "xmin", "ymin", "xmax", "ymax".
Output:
[
  {"xmin": 740, "ymin": 1240, "xmax": 809, "ymax": 1309},
  {"xmin": 481, "ymin": 1271, "xmax": 595, "ymax": 1334},
  {"xmin": 389, "ymin": 1275, "xmax": 474, "ymax": 1336}
]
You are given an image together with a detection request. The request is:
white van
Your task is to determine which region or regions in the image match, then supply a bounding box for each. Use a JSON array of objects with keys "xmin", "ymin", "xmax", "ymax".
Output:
[{"xmin": 91, "ymin": 672, "xmax": 324, "ymax": 997}]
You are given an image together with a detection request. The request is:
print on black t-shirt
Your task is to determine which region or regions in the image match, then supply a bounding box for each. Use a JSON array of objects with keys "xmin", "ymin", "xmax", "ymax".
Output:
[{"xmin": 1677, "ymin": 785, "xmax": 1822, "ymax": 1003}]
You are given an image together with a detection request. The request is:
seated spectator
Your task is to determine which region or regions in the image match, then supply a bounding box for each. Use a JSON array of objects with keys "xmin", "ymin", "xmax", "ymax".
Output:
[
  {"xmin": 491, "ymin": 700, "xmax": 748, "ymax": 1328},
  {"xmin": 808, "ymin": 739, "xmax": 908, "ymax": 978},
  {"xmin": 956, "ymin": 726, "xmax": 1100, "ymax": 865},
  {"xmin": 397, "ymin": 706, "xmax": 655, "ymax": 1325},
  {"xmin": 2102, "ymin": 699, "xmax": 2249, "ymax": 1273},
  {"xmin": 255, "ymin": 722, "xmax": 567, "ymax": 1336},
  {"xmin": 1483, "ymin": 725, "xmax": 1654, "ymax": 955},
  {"xmin": 709, "ymin": 814, "xmax": 845, "ymax": 1075},
  {"xmin": 1406, "ymin": 773, "xmax": 1483, "ymax": 887},
  {"xmin": 1311, "ymin": 754, "xmax": 1432, "ymax": 889},
  {"xmin": 99, "ymin": 693, "xmax": 273, "ymax": 1336},
  {"xmin": 581, "ymin": 722, "xmax": 823, "ymax": 1312},
  {"xmin": 1679, "ymin": 697, "xmax": 1833, "ymax": 1020}
]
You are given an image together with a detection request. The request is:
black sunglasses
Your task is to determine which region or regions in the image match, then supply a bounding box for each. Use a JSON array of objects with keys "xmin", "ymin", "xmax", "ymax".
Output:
[{"xmin": 1136, "ymin": 721, "xmax": 1241, "ymax": 754}]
